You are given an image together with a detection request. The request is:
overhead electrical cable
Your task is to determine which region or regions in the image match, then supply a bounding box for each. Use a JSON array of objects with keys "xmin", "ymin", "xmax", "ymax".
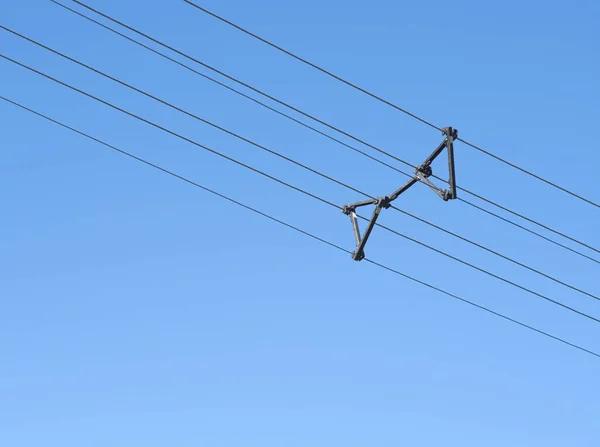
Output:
[
  {"xmin": 3, "ymin": 23, "xmax": 598, "ymax": 302},
  {"xmin": 50, "ymin": 0, "xmax": 600, "ymax": 262},
  {"xmin": 1, "ymin": 52, "xmax": 598, "ymax": 324},
  {"xmin": 2, "ymin": 94, "xmax": 599, "ymax": 359},
  {"xmin": 181, "ymin": 0, "xmax": 600, "ymax": 211}
]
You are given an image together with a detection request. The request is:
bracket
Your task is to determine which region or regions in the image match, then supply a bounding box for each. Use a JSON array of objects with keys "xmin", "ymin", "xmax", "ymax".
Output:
[
  {"xmin": 415, "ymin": 126, "xmax": 458, "ymax": 201},
  {"xmin": 343, "ymin": 127, "xmax": 458, "ymax": 261}
]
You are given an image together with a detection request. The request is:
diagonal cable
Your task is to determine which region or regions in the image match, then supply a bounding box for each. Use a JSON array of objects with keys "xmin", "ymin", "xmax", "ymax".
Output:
[
  {"xmin": 2, "ymin": 93, "xmax": 599, "ymax": 359},
  {"xmin": 2, "ymin": 52, "xmax": 599, "ymax": 324},
  {"xmin": 51, "ymin": 0, "xmax": 600, "ymax": 260},
  {"xmin": 3, "ymin": 23, "xmax": 598, "ymax": 302},
  {"xmin": 181, "ymin": 0, "xmax": 600, "ymax": 210}
]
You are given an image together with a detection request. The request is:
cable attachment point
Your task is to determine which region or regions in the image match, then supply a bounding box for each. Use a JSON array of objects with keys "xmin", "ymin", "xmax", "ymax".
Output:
[
  {"xmin": 342, "ymin": 127, "xmax": 459, "ymax": 259},
  {"xmin": 442, "ymin": 126, "xmax": 458, "ymax": 140},
  {"xmin": 416, "ymin": 164, "xmax": 433, "ymax": 178},
  {"xmin": 414, "ymin": 126, "xmax": 458, "ymax": 201},
  {"xmin": 342, "ymin": 197, "xmax": 389, "ymax": 261}
]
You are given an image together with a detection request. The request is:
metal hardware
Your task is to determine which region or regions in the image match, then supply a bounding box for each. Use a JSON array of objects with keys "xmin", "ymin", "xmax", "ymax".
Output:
[{"xmin": 343, "ymin": 128, "xmax": 458, "ymax": 261}]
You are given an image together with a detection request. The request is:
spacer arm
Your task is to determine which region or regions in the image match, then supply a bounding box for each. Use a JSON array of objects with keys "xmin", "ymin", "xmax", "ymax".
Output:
[
  {"xmin": 387, "ymin": 176, "xmax": 420, "ymax": 204},
  {"xmin": 416, "ymin": 172, "xmax": 451, "ymax": 201},
  {"xmin": 420, "ymin": 139, "xmax": 448, "ymax": 168},
  {"xmin": 351, "ymin": 198, "xmax": 387, "ymax": 261},
  {"xmin": 444, "ymin": 127, "xmax": 458, "ymax": 200},
  {"xmin": 348, "ymin": 210, "xmax": 362, "ymax": 248},
  {"xmin": 342, "ymin": 198, "xmax": 379, "ymax": 215}
]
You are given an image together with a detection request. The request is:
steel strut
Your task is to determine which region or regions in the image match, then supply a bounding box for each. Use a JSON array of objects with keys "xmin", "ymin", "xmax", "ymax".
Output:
[{"xmin": 343, "ymin": 127, "xmax": 458, "ymax": 261}]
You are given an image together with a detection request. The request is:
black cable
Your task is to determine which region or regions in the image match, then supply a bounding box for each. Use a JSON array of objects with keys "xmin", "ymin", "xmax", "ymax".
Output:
[
  {"xmin": 5, "ymin": 24, "xmax": 598, "ymax": 302},
  {"xmin": 389, "ymin": 203, "xmax": 600, "ymax": 301},
  {"xmin": 48, "ymin": 0, "xmax": 417, "ymax": 184},
  {"xmin": 52, "ymin": 0, "xmax": 600, "ymax": 261},
  {"xmin": 0, "ymin": 55, "xmax": 332, "ymax": 207},
  {"xmin": 61, "ymin": 3, "xmax": 409, "ymax": 172},
  {"xmin": 7, "ymin": 25, "xmax": 600, "ymax": 300},
  {"xmin": 3, "ymin": 94, "xmax": 598, "ymax": 359},
  {"xmin": 457, "ymin": 198, "xmax": 599, "ymax": 265},
  {"xmin": 371, "ymin": 217, "xmax": 600, "ymax": 323},
  {"xmin": 180, "ymin": 0, "xmax": 443, "ymax": 133},
  {"xmin": 460, "ymin": 188, "xmax": 600, "ymax": 257},
  {"xmin": 3, "ymin": 52, "xmax": 597, "ymax": 324},
  {"xmin": 181, "ymin": 0, "xmax": 600, "ymax": 211},
  {"xmin": 461, "ymin": 189, "xmax": 600, "ymax": 257}
]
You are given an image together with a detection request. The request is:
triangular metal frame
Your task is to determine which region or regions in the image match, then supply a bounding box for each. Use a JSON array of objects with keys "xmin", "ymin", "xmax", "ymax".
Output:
[{"xmin": 342, "ymin": 127, "xmax": 458, "ymax": 261}]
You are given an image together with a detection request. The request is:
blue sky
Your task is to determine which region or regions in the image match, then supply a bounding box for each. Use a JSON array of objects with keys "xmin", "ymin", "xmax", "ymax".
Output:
[{"xmin": 1, "ymin": 0, "xmax": 599, "ymax": 445}]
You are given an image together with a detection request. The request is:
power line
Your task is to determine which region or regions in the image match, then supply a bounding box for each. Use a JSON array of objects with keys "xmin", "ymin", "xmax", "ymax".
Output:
[
  {"xmin": 457, "ymin": 198, "xmax": 599, "ymax": 265},
  {"xmin": 2, "ymin": 94, "xmax": 598, "ymax": 359},
  {"xmin": 460, "ymin": 189, "xmax": 600, "ymax": 257},
  {"xmin": 2, "ymin": 53, "xmax": 598, "ymax": 324},
  {"xmin": 5, "ymin": 24, "xmax": 597, "ymax": 302},
  {"xmin": 180, "ymin": 0, "xmax": 445, "ymax": 133},
  {"xmin": 181, "ymin": 0, "xmax": 600, "ymax": 211},
  {"xmin": 52, "ymin": 0, "xmax": 600, "ymax": 262}
]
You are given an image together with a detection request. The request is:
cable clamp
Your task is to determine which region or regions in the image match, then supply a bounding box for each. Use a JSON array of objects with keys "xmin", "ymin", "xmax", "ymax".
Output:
[{"xmin": 341, "ymin": 127, "xmax": 458, "ymax": 260}]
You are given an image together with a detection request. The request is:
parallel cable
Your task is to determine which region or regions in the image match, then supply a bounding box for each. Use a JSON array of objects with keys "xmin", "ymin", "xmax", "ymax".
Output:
[
  {"xmin": 3, "ymin": 94, "xmax": 598, "ymax": 359},
  {"xmin": 4, "ymin": 24, "xmax": 599, "ymax": 303},
  {"xmin": 457, "ymin": 198, "xmax": 599, "ymax": 264},
  {"xmin": 51, "ymin": 0, "xmax": 600, "ymax": 260},
  {"xmin": 181, "ymin": 0, "xmax": 600, "ymax": 210},
  {"xmin": 181, "ymin": 0, "xmax": 443, "ymax": 133},
  {"xmin": 459, "ymin": 189, "xmax": 600, "ymax": 257},
  {"xmin": 3, "ymin": 52, "xmax": 598, "ymax": 323}
]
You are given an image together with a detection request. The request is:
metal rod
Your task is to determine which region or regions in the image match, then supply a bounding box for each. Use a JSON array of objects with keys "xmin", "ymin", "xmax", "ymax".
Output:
[
  {"xmin": 388, "ymin": 176, "xmax": 419, "ymax": 203},
  {"xmin": 420, "ymin": 139, "xmax": 447, "ymax": 167},
  {"xmin": 417, "ymin": 174, "xmax": 449, "ymax": 200},
  {"xmin": 349, "ymin": 211, "xmax": 361, "ymax": 248},
  {"xmin": 353, "ymin": 200, "xmax": 385, "ymax": 261},
  {"xmin": 345, "ymin": 198, "xmax": 379, "ymax": 210},
  {"xmin": 446, "ymin": 127, "xmax": 458, "ymax": 199}
]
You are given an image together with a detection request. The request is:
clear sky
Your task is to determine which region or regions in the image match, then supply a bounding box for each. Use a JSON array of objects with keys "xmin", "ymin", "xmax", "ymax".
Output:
[{"xmin": 1, "ymin": 0, "xmax": 599, "ymax": 445}]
